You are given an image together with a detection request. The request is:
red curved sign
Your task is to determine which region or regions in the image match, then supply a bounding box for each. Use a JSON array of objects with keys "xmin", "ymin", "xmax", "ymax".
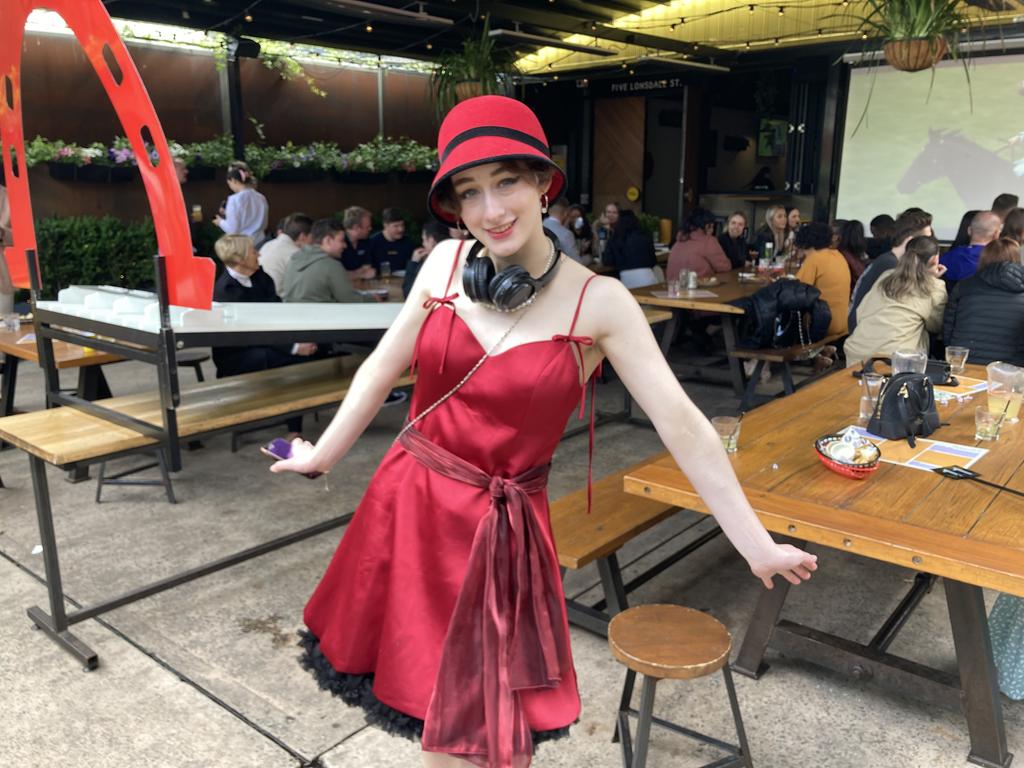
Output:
[{"xmin": 0, "ymin": 0, "xmax": 215, "ymax": 308}]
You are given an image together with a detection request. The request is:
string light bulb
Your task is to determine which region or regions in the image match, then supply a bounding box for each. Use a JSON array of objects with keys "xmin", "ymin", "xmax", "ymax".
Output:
[
  {"xmin": 774, "ymin": 37, "xmax": 780, "ymax": 45},
  {"xmin": 628, "ymin": 68, "xmax": 635, "ymax": 75},
  {"xmin": 745, "ymin": 40, "xmax": 751, "ymax": 48},
  {"xmin": 244, "ymin": 13, "xmax": 253, "ymax": 22},
  {"xmin": 777, "ymin": 6, "xmax": 784, "ymax": 15},
  {"xmin": 426, "ymin": 42, "xmax": 433, "ymax": 49},
  {"xmin": 748, "ymin": 4, "xmax": 755, "ymax": 13},
  {"xmin": 365, "ymin": 23, "xmax": 373, "ymax": 32}
]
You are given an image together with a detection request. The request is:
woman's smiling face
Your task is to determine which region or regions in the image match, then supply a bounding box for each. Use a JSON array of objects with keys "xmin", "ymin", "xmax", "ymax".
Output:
[{"xmin": 450, "ymin": 161, "xmax": 549, "ymax": 259}]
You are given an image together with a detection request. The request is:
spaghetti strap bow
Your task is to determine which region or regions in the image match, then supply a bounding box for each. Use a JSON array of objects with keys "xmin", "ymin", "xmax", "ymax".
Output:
[
  {"xmin": 414, "ymin": 292, "xmax": 461, "ymax": 374},
  {"xmin": 399, "ymin": 425, "xmax": 571, "ymax": 768}
]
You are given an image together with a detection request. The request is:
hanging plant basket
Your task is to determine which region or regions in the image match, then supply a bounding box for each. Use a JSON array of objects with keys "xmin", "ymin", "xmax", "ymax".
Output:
[
  {"xmin": 186, "ymin": 164, "xmax": 217, "ymax": 182},
  {"xmin": 109, "ymin": 165, "xmax": 139, "ymax": 183},
  {"xmin": 883, "ymin": 36, "xmax": 949, "ymax": 72},
  {"xmin": 331, "ymin": 169, "xmax": 387, "ymax": 184},
  {"xmin": 75, "ymin": 164, "xmax": 112, "ymax": 183},
  {"xmin": 47, "ymin": 163, "xmax": 77, "ymax": 181},
  {"xmin": 264, "ymin": 167, "xmax": 327, "ymax": 183}
]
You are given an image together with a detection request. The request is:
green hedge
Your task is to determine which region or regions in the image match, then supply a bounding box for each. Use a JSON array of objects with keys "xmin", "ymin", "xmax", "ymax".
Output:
[{"xmin": 31, "ymin": 216, "xmax": 222, "ymax": 298}]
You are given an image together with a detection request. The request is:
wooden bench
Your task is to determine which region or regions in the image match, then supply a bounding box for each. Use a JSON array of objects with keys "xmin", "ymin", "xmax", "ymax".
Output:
[
  {"xmin": 0, "ymin": 356, "xmax": 413, "ymax": 502},
  {"xmin": 550, "ymin": 459, "xmax": 721, "ymax": 636},
  {"xmin": 0, "ymin": 354, "xmax": 413, "ymax": 670},
  {"xmin": 729, "ymin": 333, "xmax": 844, "ymax": 410}
]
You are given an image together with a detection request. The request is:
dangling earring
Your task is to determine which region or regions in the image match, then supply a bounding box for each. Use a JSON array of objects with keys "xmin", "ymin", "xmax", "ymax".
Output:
[{"xmin": 540, "ymin": 194, "xmax": 549, "ymax": 214}]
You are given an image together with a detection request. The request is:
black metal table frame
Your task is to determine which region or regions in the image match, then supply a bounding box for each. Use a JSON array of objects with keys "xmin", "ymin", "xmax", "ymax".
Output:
[
  {"xmin": 16, "ymin": 252, "xmax": 387, "ymax": 668},
  {"xmin": 657, "ymin": 308, "xmax": 746, "ymax": 396},
  {"xmin": 732, "ymin": 536, "xmax": 1013, "ymax": 768}
]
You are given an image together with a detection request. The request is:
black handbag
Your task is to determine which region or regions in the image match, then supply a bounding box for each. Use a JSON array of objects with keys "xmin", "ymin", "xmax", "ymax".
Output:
[{"xmin": 867, "ymin": 372, "xmax": 941, "ymax": 447}]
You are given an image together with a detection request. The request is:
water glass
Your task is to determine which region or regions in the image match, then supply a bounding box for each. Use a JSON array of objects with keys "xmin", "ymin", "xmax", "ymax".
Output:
[
  {"xmin": 711, "ymin": 416, "xmax": 741, "ymax": 453},
  {"xmin": 945, "ymin": 346, "xmax": 969, "ymax": 375},
  {"xmin": 379, "ymin": 261, "xmax": 392, "ymax": 280},
  {"xmin": 3, "ymin": 313, "xmax": 20, "ymax": 333},
  {"xmin": 666, "ymin": 281, "xmax": 680, "ymax": 298},
  {"xmin": 892, "ymin": 349, "xmax": 927, "ymax": 375},
  {"xmin": 858, "ymin": 395, "xmax": 876, "ymax": 425},
  {"xmin": 975, "ymin": 406, "xmax": 1003, "ymax": 441}
]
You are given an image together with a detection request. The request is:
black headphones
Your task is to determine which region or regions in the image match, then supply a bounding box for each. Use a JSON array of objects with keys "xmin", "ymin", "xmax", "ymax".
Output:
[{"xmin": 462, "ymin": 229, "xmax": 562, "ymax": 311}]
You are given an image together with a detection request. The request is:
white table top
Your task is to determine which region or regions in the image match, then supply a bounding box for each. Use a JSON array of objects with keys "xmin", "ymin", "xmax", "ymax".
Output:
[{"xmin": 36, "ymin": 286, "xmax": 403, "ymax": 335}]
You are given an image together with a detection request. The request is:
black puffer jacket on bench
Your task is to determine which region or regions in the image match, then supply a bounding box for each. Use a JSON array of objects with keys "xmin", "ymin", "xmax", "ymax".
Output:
[{"xmin": 730, "ymin": 279, "xmax": 832, "ymax": 349}]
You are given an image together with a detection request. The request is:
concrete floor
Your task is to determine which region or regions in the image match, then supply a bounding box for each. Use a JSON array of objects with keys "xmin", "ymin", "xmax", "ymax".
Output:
[{"xmin": 1, "ymin": 348, "xmax": 1021, "ymax": 768}]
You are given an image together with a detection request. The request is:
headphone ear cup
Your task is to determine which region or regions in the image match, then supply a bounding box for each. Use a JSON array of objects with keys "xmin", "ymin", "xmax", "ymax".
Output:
[
  {"xmin": 462, "ymin": 253, "xmax": 496, "ymax": 303},
  {"xmin": 489, "ymin": 265, "xmax": 533, "ymax": 311}
]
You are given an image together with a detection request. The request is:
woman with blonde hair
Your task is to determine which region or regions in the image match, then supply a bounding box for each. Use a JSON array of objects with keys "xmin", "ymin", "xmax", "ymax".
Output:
[
  {"xmin": 753, "ymin": 205, "xmax": 789, "ymax": 260},
  {"xmin": 843, "ymin": 236, "xmax": 947, "ymax": 365},
  {"xmin": 214, "ymin": 160, "xmax": 269, "ymax": 246}
]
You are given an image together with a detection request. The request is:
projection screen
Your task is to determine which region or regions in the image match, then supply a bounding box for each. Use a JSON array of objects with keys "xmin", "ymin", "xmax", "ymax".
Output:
[{"xmin": 836, "ymin": 54, "xmax": 1024, "ymax": 240}]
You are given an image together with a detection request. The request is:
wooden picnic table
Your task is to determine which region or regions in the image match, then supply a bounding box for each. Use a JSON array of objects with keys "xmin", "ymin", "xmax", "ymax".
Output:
[
  {"xmin": 0, "ymin": 323, "xmax": 122, "ymax": 418},
  {"xmin": 622, "ymin": 364, "xmax": 1023, "ymax": 767},
  {"xmin": 352, "ymin": 276, "xmax": 405, "ymax": 304},
  {"xmin": 630, "ymin": 271, "xmax": 767, "ymax": 394}
]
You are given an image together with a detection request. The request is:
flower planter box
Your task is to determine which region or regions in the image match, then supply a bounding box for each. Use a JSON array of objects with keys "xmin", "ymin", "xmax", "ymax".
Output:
[
  {"xmin": 265, "ymin": 167, "xmax": 327, "ymax": 183},
  {"xmin": 108, "ymin": 165, "xmax": 138, "ymax": 183},
  {"xmin": 47, "ymin": 163, "xmax": 77, "ymax": 181},
  {"xmin": 398, "ymin": 170, "xmax": 434, "ymax": 183},
  {"xmin": 185, "ymin": 164, "xmax": 217, "ymax": 182},
  {"xmin": 332, "ymin": 170, "xmax": 388, "ymax": 184},
  {"xmin": 74, "ymin": 165, "xmax": 112, "ymax": 183}
]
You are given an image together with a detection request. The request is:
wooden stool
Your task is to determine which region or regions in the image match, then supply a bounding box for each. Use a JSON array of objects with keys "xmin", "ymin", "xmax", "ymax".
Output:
[
  {"xmin": 609, "ymin": 604, "xmax": 753, "ymax": 768},
  {"xmin": 176, "ymin": 349, "xmax": 209, "ymax": 382}
]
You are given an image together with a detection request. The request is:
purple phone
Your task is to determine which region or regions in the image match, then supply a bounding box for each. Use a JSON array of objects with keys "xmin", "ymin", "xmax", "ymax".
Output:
[{"xmin": 261, "ymin": 438, "xmax": 323, "ymax": 479}]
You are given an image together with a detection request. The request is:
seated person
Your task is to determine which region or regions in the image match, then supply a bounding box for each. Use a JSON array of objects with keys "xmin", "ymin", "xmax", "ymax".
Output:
[
  {"xmin": 943, "ymin": 237, "xmax": 1024, "ymax": 367},
  {"xmin": 717, "ymin": 211, "xmax": 749, "ymax": 269},
  {"xmin": 849, "ymin": 209, "xmax": 932, "ymax": 333},
  {"xmin": 950, "ymin": 209, "xmax": 980, "ymax": 249},
  {"xmin": 753, "ymin": 205, "xmax": 790, "ymax": 260},
  {"xmin": 542, "ymin": 197, "xmax": 581, "ymax": 262},
  {"xmin": 940, "ymin": 210, "xmax": 1001, "ymax": 284},
  {"xmin": 603, "ymin": 209, "xmax": 658, "ymax": 288},
  {"xmin": 403, "ymin": 220, "xmax": 450, "ymax": 299},
  {"xmin": 340, "ymin": 205, "xmax": 374, "ymax": 278},
  {"xmin": 366, "ymin": 207, "xmax": 415, "ymax": 274},
  {"xmin": 282, "ymin": 218, "xmax": 362, "ymax": 303},
  {"xmin": 992, "ymin": 192, "xmax": 1019, "ymax": 222},
  {"xmin": 567, "ymin": 204, "xmax": 593, "ymax": 259},
  {"xmin": 843, "ymin": 236, "xmax": 947, "ymax": 366},
  {"xmin": 1002, "ymin": 208, "xmax": 1024, "ymax": 246},
  {"xmin": 667, "ymin": 207, "xmax": 731, "ymax": 281},
  {"xmin": 795, "ymin": 222, "xmax": 852, "ymax": 337},
  {"xmin": 212, "ymin": 234, "xmax": 318, "ymax": 436},
  {"xmin": 836, "ymin": 219, "xmax": 868, "ymax": 293},
  {"xmin": 259, "ymin": 213, "xmax": 313, "ymax": 296},
  {"xmin": 866, "ymin": 213, "xmax": 895, "ymax": 259}
]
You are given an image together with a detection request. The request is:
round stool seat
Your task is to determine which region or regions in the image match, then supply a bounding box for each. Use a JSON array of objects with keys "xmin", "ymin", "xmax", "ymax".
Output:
[
  {"xmin": 609, "ymin": 604, "xmax": 732, "ymax": 681},
  {"xmin": 175, "ymin": 350, "xmax": 210, "ymax": 365}
]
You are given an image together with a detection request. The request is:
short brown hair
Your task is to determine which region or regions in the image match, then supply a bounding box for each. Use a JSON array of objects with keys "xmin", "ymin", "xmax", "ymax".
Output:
[
  {"xmin": 1001, "ymin": 208, "xmax": 1024, "ymax": 244},
  {"xmin": 433, "ymin": 158, "xmax": 554, "ymax": 219},
  {"xmin": 978, "ymin": 237, "xmax": 1021, "ymax": 270},
  {"xmin": 342, "ymin": 206, "xmax": 370, "ymax": 231},
  {"xmin": 893, "ymin": 210, "xmax": 932, "ymax": 246}
]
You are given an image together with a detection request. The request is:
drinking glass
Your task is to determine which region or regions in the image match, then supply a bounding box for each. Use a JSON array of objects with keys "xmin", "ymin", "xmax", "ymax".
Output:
[
  {"xmin": 975, "ymin": 406, "xmax": 1003, "ymax": 441},
  {"xmin": 945, "ymin": 346, "xmax": 969, "ymax": 375},
  {"xmin": 3, "ymin": 313, "xmax": 20, "ymax": 333},
  {"xmin": 711, "ymin": 416, "xmax": 741, "ymax": 453},
  {"xmin": 892, "ymin": 349, "xmax": 927, "ymax": 375},
  {"xmin": 987, "ymin": 361, "xmax": 1024, "ymax": 424},
  {"xmin": 666, "ymin": 281, "xmax": 680, "ymax": 298},
  {"xmin": 858, "ymin": 372, "xmax": 885, "ymax": 424},
  {"xmin": 379, "ymin": 261, "xmax": 392, "ymax": 280}
]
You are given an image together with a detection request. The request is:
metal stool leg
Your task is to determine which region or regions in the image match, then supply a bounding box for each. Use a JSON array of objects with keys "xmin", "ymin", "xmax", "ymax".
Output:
[
  {"xmin": 192, "ymin": 362, "xmax": 205, "ymax": 382},
  {"xmin": 613, "ymin": 668, "xmax": 637, "ymax": 766},
  {"xmin": 632, "ymin": 675, "xmax": 658, "ymax": 768},
  {"xmin": 156, "ymin": 449, "xmax": 177, "ymax": 504},
  {"xmin": 722, "ymin": 665, "xmax": 754, "ymax": 767}
]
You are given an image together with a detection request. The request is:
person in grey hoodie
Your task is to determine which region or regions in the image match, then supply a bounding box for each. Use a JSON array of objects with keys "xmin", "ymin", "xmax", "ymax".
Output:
[{"xmin": 282, "ymin": 218, "xmax": 362, "ymax": 303}]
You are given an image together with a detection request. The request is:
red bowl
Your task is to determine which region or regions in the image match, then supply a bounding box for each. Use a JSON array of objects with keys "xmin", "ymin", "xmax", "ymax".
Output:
[{"xmin": 814, "ymin": 434, "xmax": 880, "ymax": 480}]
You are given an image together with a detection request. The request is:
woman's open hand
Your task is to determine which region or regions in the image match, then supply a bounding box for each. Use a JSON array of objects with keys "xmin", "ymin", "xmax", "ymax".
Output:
[
  {"xmin": 269, "ymin": 437, "xmax": 322, "ymax": 476},
  {"xmin": 749, "ymin": 543, "xmax": 818, "ymax": 589}
]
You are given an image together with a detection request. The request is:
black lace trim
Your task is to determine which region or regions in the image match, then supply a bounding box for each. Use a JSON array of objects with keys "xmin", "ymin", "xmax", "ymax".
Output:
[{"xmin": 297, "ymin": 629, "xmax": 573, "ymax": 748}]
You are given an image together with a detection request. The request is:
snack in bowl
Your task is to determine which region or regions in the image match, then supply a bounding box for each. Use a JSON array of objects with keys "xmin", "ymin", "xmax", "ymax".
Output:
[
  {"xmin": 815, "ymin": 431, "xmax": 881, "ymax": 479},
  {"xmin": 698, "ymin": 276, "xmax": 720, "ymax": 287}
]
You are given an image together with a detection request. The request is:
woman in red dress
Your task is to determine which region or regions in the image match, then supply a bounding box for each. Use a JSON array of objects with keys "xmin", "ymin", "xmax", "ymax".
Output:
[{"xmin": 272, "ymin": 96, "xmax": 818, "ymax": 768}]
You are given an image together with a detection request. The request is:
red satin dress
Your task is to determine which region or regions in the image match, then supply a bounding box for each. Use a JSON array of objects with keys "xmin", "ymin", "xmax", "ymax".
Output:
[{"xmin": 300, "ymin": 249, "xmax": 601, "ymax": 767}]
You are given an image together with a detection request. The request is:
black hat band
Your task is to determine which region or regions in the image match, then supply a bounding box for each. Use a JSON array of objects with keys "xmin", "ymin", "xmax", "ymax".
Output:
[{"xmin": 440, "ymin": 126, "xmax": 551, "ymax": 164}]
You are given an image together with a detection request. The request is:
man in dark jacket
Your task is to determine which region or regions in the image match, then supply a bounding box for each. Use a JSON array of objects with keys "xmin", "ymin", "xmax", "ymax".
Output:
[{"xmin": 943, "ymin": 238, "xmax": 1024, "ymax": 366}]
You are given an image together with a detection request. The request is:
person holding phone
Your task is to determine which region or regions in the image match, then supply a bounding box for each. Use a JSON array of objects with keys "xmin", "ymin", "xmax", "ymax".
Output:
[{"xmin": 271, "ymin": 96, "xmax": 817, "ymax": 768}]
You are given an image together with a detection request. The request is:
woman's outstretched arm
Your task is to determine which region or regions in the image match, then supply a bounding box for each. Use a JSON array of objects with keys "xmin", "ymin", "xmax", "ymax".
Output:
[{"xmin": 587, "ymin": 276, "xmax": 817, "ymax": 588}]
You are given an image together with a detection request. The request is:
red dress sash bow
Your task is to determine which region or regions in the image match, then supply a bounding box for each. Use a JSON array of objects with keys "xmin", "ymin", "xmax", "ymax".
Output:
[{"xmin": 398, "ymin": 425, "xmax": 571, "ymax": 768}]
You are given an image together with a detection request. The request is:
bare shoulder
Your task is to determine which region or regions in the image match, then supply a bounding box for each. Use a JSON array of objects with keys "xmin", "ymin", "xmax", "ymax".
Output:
[{"xmin": 569, "ymin": 270, "xmax": 646, "ymax": 335}]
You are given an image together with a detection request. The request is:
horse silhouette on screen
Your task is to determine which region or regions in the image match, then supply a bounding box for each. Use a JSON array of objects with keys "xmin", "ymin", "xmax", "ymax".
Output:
[{"xmin": 897, "ymin": 129, "xmax": 1023, "ymax": 208}]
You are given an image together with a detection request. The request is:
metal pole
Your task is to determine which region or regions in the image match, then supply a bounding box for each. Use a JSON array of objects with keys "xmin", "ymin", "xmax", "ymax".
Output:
[
  {"xmin": 377, "ymin": 56, "xmax": 385, "ymax": 136},
  {"xmin": 225, "ymin": 39, "xmax": 246, "ymax": 160}
]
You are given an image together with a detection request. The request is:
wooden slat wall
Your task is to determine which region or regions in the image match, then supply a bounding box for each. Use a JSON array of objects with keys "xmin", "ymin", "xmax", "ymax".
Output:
[{"xmin": 592, "ymin": 96, "xmax": 644, "ymax": 215}]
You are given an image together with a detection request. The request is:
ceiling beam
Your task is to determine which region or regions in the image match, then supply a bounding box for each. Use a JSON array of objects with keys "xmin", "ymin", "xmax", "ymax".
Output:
[{"xmin": 479, "ymin": 1, "xmax": 725, "ymax": 57}]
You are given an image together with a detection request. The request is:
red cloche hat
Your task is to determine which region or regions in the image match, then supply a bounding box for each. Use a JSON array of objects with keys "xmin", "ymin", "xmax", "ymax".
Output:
[{"xmin": 427, "ymin": 95, "xmax": 566, "ymax": 224}]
